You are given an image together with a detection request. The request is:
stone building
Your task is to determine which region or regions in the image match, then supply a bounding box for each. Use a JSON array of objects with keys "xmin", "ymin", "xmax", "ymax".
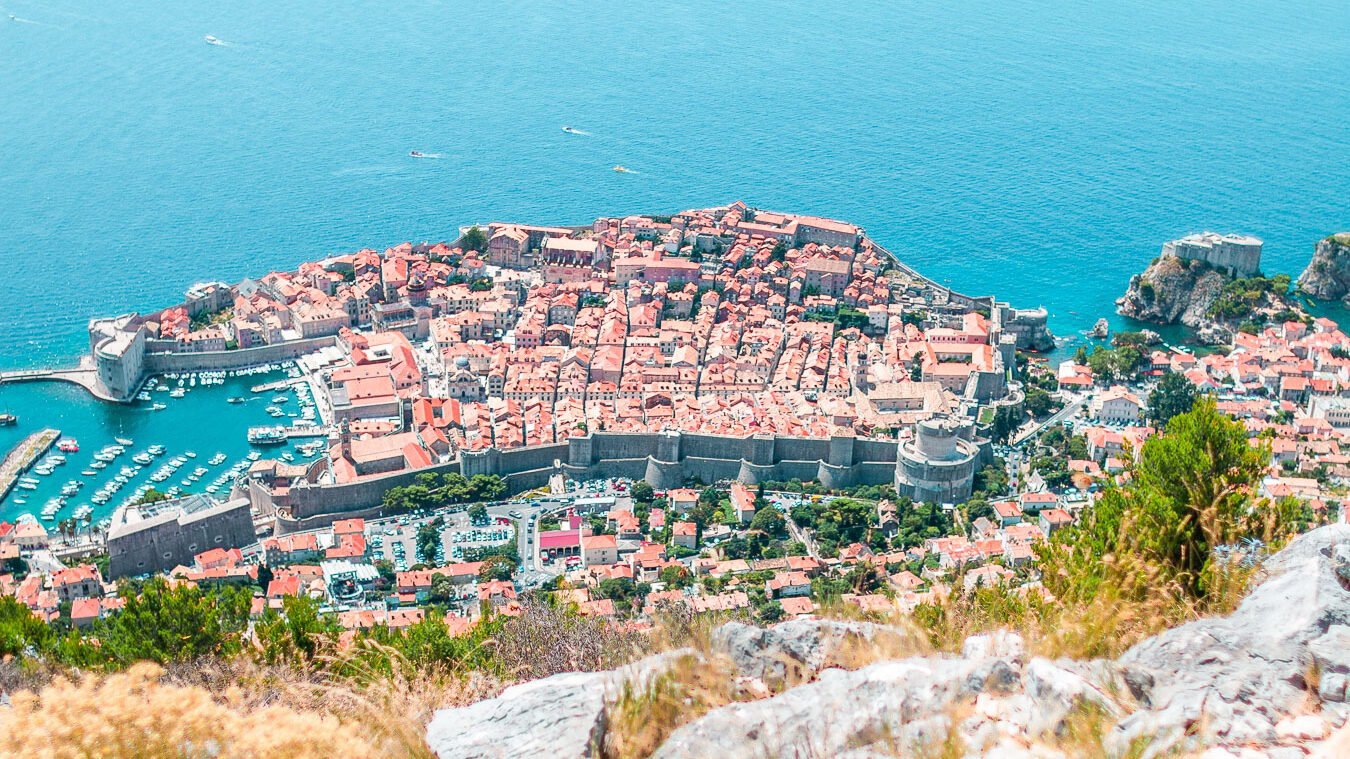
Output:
[
  {"xmin": 895, "ymin": 416, "xmax": 980, "ymax": 504},
  {"xmin": 107, "ymin": 494, "xmax": 255, "ymax": 578},
  {"xmin": 1162, "ymin": 232, "xmax": 1262, "ymax": 277}
]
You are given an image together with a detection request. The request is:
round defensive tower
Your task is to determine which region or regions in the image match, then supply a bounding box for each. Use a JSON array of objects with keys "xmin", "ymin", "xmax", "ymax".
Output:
[{"xmin": 895, "ymin": 415, "xmax": 979, "ymax": 504}]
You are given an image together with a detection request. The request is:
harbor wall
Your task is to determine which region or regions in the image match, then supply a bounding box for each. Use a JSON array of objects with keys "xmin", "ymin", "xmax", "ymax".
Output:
[{"xmin": 143, "ymin": 336, "xmax": 339, "ymax": 374}]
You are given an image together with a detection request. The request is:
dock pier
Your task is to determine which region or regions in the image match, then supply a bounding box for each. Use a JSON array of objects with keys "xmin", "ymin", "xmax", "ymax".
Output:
[
  {"xmin": 0, "ymin": 428, "xmax": 62, "ymax": 501},
  {"xmin": 283, "ymin": 425, "xmax": 330, "ymax": 440}
]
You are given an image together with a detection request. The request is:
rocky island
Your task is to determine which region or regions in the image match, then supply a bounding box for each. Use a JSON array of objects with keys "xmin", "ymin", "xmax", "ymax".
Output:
[
  {"xmin": 1117, "ymin": 231, "xmax": 1306, "ymax": 343},
  {"xmin": 1299, "ymin": 233, "xmax": 1350, "ymax": 303}
]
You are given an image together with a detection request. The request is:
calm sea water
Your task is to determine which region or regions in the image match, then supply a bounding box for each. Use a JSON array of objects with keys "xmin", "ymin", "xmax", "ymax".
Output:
[{"xmin": 2, "ymin": 0, "xmax": 1348, "ymax": 518}]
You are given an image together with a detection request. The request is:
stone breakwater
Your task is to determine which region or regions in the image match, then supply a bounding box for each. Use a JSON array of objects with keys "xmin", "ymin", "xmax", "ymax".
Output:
[{"xmin": 426, "ymin": 523, "xmax": 1350, "ymax": 758}]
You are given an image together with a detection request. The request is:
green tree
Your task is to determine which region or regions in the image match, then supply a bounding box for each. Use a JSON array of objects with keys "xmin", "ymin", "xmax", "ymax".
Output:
[
  {"xmin": 630, "ymin": 481, "xmax": 655, "ymax": 504},
  {"xmin": 1148, "ymin": 372, "xmax": 1198, "ymax": 428},
  {"xmin": 429, "ymin": 572, "xmax": 454, "ymax": 603},
  {"xmin": 1040, "ymin": 397, "xmax": 1298, "ymax": 604},
  {"xmin": 95, "ymin": 578, "xmax": 250, "ymax": 665},
  {"xmin": 416, "ymin": 522, "xmax": 442, "ymax": 565},
  {"xmin": 460, "ymin": 225, "xmax": 488, "ymax": 252},
  {"xmin": 468, "ymin": 503, "xmax": 488, "ymax": 524},
  {"xmin": 478, "ymin": 555, "xmax": 517, "ymax": 582},
  {"xmin": 758, "ymin": 600, "xmax": 785, "ymax": 623},
  {"xmin": 255, "ymin": 596, "xmax": 341, "ymax": 665},
  {"xmin": 135, "ymin": 488, "xmax": 169, "ymax": 506},
  {"xmin": 468, "ymin": 474, "xmax": 507, "ymax": 501},
  {"xmin": 594, "ymin": 577, "xmax": 639, "ymax": 603},
  {"xmin": 658, "ymin": 564, "xmax": 691, "ymax": 589},
  {"xmin": 749, "ymin": 506, "xmax": 788, "ymax": 539},
  {"xmin": 0, "ymin": 596, "xmax": 53, "ymax": 657},
  {"xmin": 1024, "ymin": 386, "xmax": 1054, "ymax": 417}
]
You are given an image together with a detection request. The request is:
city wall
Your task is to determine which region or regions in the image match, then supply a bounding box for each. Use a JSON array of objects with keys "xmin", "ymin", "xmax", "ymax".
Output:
[
  {"xmin": 279, "ymin": 430, "xmax": 907, "ymax": 520},
  {"xmin": 143, "ymin": 336, "xmax": 339, "ymax": 374}
]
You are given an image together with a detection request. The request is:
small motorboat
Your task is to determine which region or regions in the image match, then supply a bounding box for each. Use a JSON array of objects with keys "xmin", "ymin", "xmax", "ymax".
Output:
[
  {"xmin": 562, "ymin": 126, "xmax": 583, "ymax": 134},
  {"xmin": 205, "ymin": 35, "xmax": 226, "ymax": 46},
  {"xmin": 409, "ymin": 151, "xmax": 441, "ymax": 158},
  {"xmin": 613, "ymin": 165, "xmax": 633, "ymax": 173}
]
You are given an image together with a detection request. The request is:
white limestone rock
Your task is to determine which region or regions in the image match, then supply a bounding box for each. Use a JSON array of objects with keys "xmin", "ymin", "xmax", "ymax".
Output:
[{"xmin": 425, "ymin": 649, "xmax": 691, "ymax": 759}]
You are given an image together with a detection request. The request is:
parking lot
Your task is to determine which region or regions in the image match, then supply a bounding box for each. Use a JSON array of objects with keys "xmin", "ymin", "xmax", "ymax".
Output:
[{"xmin": 370, "ymin": 508, "xmax": 516, "ymax": 572}]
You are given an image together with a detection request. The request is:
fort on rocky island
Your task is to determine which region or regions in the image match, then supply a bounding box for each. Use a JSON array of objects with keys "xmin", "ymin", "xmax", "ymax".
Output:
[
  {"xmin": 1160, "ymin": 231, "xmax": 1263, "ymax": 277},
  {"xmin": 81, "ymin": 203, "xmax": 1052, "ymax": 526}
]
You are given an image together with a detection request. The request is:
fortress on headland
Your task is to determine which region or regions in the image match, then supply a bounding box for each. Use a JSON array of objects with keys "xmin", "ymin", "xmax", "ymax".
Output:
[{"xmin": 1161, "ymin": 232, "xmax": 1263, "ymax": 277}]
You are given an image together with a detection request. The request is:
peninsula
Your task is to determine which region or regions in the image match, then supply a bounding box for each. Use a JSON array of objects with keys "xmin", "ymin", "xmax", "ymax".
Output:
[{"xmin": 76, "ymin": 204, "xmax": 1053, "ymax": 534}]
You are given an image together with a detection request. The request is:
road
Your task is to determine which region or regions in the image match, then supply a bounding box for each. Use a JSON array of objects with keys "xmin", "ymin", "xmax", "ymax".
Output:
[{"xmin": 1010, "ymin": 393, "xmax": 1086, "ymax": 448}]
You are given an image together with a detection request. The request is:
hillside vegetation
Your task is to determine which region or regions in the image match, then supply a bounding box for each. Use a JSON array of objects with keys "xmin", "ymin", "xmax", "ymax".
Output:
[{"xmin": 0, "ymin": 399, "xmax": 1313, "ymax": 756}]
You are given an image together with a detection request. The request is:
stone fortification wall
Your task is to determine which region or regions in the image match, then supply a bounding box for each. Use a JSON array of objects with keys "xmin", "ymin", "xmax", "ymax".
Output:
[
  {"xmin": 275, "ymin": 503, "xmax": 385, "ymax": 535},
  {"xmin": 143, "ymin": 336, "xmax": 339, "ymax": 374},
  {"xmin": 287, "ymin": 458, "xmax": 462, "ymax": 519},
  {"xmin": 279, "ymin": 429, "xmax": 910, "ymax": 521}
]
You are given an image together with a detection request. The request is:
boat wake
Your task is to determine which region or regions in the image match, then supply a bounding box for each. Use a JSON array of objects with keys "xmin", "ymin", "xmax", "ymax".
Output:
[
  {"xmin": 7, "ymin": 13, "xmax": 59, "ymax": 27},
  {"xmin": 408, "ymin": 151, "xmax": 442, "ymax": 159},
  {"xmin": 332, "ymin": 164, "xmax": 407, "ymax": 177}
]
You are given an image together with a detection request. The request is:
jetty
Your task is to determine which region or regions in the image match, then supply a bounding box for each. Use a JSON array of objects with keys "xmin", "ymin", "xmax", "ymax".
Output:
[
  {"xmin": 0, "ymin": 428, "xmax": 61, "ymax": 500},
  {"xmin": 250, "ymin": 377, "xmax": 307, "ymax": 394}
]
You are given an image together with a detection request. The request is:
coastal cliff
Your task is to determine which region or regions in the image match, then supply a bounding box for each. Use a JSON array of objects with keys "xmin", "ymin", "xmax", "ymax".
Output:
[
  {"xmin": 1115, "ymin": 255, "xmax": 1231, "ymax": 326},
  {"xmin": 427, "ymin": 525, "xmax": 1350, "ymax": 758},
  {"xmin": 1299, "ymin": 233, "xmax": 1350, "ymax": 302},
  {"xmin": 1117, "ymin": 254, "xmax": 1304, "ymax": 343}
]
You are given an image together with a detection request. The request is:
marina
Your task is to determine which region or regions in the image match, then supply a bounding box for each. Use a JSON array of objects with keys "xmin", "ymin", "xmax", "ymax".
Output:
[{"xmin": 0, "ymin": 362, "xmax": 329, "ymax": 525}]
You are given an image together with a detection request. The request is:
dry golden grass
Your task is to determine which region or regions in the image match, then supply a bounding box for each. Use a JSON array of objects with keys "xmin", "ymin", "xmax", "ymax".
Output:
[
  {"xmin": 0, "ymin": 662, "xmax": 387, "ymax": 759},
  {"xmin": 603, "ymin": 653, "xmax": 754, "ymax": 759},
  {"xmin": 0, "ymin": 644, "xmax": 504, "ymax": 759}
]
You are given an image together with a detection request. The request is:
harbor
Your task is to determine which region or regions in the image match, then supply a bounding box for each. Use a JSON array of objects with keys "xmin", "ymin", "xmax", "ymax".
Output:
[{"xmin": 0, "ymin": 361, "xmax": 330, "ymax": 527}]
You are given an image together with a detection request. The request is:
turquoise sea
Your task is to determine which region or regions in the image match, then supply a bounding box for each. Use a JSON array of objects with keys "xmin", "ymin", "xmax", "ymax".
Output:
[{"xmin": 2, "ymin": 0, "xmax": 1349, "ymax": 521}]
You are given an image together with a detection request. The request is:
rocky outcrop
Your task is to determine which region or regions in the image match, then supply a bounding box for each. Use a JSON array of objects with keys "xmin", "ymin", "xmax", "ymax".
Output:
[
  {"xmin": 1116, "ymin": 255, "xmax": 1231, "ymax": 326},
  {"xmin": 428, "ymin": 525, "xmax": 1350, "ymax": 758},
  {"xmin": 1298, "ymin": 233, "xmax": 1350, "ymax": 302},
  {"xmin": 423, "ymin": 650, "xmax": 689, "ymax": 759}
]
